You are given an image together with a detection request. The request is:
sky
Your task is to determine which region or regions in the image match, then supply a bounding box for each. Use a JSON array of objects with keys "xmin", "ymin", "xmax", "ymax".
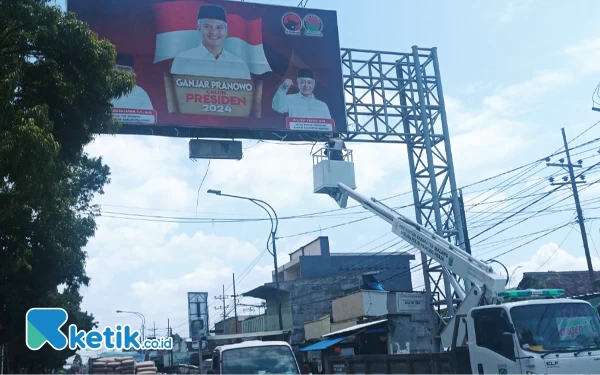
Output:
[{"xmin": 52, "ymin": 0, "xmax": 600, "ymax": 361}]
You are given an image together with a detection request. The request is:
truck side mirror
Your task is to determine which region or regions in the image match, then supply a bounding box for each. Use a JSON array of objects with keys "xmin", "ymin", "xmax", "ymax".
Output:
[{"xmin": 501, "ymin": 332, "xmax": 516, "ymax": 359}]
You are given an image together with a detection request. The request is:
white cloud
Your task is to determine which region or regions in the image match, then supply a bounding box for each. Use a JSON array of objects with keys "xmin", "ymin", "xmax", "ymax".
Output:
[
  {"xmin": 125, "ymin": 256, "xmax": 275, "ymax": 330},
  {"xmin": 493, "ymin": 0, "xmax": 537, "ymax": 25},
  {"xmin": 85, "ymin": 223, "xmax": 261, "ymax": 289},
  {"xmin": 482, "ymin": 70, "xmax": 572, "ymax": 116},
  {"xmin": 564, "ymin": 36, "xmax": 600, "ymax": 75}
]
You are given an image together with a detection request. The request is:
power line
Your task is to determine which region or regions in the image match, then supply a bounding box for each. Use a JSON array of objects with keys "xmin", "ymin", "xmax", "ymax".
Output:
[
  {"xmin": 93, "ymin": 135, "xmax": 600, "ymax": 234},
  {"xmin": 273, "ymin": 200, "xmax": 588, "ymax": 308},
  {"xmin": 308, "ymin": 175, "xmax": 596, "ymax": 301},
  {"xmin": 535, "ymin": 224, "xmax": 576, "ymax": 272},
  {"xmin": 469, "ymin": 186, "xmax": 561, "ymax": 243},
  {"xmin": 586, "ymin": 221, "xmax": 600, "ymax": 259},
  {"xmin": 246, "ymin": 124, "xmax": 600, "ymax": 309},
  {"xmin": 192, "ymin": 177, "xmax": 600, "ymax": 318},
  {"xmin": 126, "ymin": 127, "xmax": 600, "ymax": 327},
  {"xmin": 279, "ymin": 180, "xmax": 600, "ymax": 306}
]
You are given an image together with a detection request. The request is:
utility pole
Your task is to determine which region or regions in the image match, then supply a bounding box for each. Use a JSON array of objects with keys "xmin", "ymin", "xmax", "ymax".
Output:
[
  {"xmin": 232, "ymin": 273, "xmax": 239, "ymax": 334},
  {"xmin": 214, "ymin": 285, "xmax": 229, "ymax": 324},
  {"xmin": 457, "ymin": 189, "xmax": 473, "ymax": 294},
  {"xmin": 457, "ymin": 189, "xmax": 472, "ymax": 255},
  {"xmin": 547, "ymin": 127, "xmax": 597, "ymax": 291},
  {"xmin": 167, "ymin": 319, "xmax": 173, "ymax": 374},
  {"xmin": 167, "ymin": 319, "xmax": 172, "ymax": 368},
  {"xmin": 152, "ymin": 322, "xmax": 156, "ymax": 338}
]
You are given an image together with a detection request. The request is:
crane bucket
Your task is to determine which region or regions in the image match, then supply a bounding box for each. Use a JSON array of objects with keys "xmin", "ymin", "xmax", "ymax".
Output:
[{"xmin": 312, "ymin": 142, "xmax": 356, "ymax": 208}]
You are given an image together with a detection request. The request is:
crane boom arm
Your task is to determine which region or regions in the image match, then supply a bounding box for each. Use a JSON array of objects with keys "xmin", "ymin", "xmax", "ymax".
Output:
[
  {"xmin": 337, "ymin": 183, "xmax": 507, "ymax": 348},
  {"xmin": 338, "ymin": 183, "xmax": 506, "ymax": 294}
]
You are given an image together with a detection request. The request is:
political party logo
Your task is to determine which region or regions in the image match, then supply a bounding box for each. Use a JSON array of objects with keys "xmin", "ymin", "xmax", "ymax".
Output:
[
  {"xmin": 26, "ymin": 308, "xmax": 173, "ymax": 351},
  {"xmin": 26, "ymin": 308, "xmax": 69, "ymax": 350},
  {"xmin": 282, "ymin": 12, "xmax": 302, "ymax": 35},
  {"xmin": 303, "ymin": 14, "xmax": 323, "ymax": 37}
]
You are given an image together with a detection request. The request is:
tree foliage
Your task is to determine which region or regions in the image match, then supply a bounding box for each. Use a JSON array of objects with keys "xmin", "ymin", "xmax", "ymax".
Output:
[{"xmin": 0, "ymin": 0, "xmax": 134, "ymax": 371}]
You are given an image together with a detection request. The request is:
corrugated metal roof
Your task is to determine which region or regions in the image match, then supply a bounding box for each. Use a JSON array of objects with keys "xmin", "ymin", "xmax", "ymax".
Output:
[
  {"xmin": 322, "ymin": 319, "xmax": 388, "ymax": 338},
  {"xmin": 518, "ymin": 271, "xmax": 600, "ymax": 297}
]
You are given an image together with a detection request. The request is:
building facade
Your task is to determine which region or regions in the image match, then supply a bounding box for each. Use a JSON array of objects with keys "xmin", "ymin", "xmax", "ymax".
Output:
[
  {"xmin": 212, "ymin": 315, "xmax": 251, "ymax": 335},
  {"xmin": 274, "ymin": 237, "xmax": 414, "ymax": 291},
  {"xmin": 242, "ymin": 236, "xmax": 415, "ymax": 347}
]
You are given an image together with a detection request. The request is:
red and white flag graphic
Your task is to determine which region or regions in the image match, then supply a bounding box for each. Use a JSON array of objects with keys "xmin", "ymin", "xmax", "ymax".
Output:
[{"xmin": 152, "ymin": 1, "xmax": 272, "ymax": 75}]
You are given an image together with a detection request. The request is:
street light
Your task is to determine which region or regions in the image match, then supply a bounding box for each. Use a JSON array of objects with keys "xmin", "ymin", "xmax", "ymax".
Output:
[
  {"xmin": 207, "ymin": 189, "xmax": 284, "ymax": 331},
  {"xmin": 116, "ymin": 310, "xmax": 146, "ymax": 342}
]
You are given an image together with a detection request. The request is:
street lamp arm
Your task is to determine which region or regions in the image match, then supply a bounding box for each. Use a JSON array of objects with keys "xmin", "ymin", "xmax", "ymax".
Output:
[
  {"xmin": 249, "ymin": 198, "xmax": 279, "ymax": 233},
  {"xmin": 116, "ymin": 310, "xmax": 146, "ymax": 340},
  {"xmin": 216, "ymin": 192, "xmax": 279, "ymax": 233},
  {"xmin": 244, "ymin": 199, "xmax": 275, "ymax": 256},
  {"xmin": 248, "ymin": 199, "xmax": 275, "ymax": 234},
  {"xmin": 206, "ymin": 189, "xmax": 283, "ymax": 330}
]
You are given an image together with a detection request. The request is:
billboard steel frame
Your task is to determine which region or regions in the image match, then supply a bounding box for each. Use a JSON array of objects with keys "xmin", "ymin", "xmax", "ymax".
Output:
[
  {"xmin": 340, "ymin": 46, "xmax": 467, "ymax": 351},
  {"xmin": 187, "ymin": 292, "xmax": 209, "ymax": 348}
]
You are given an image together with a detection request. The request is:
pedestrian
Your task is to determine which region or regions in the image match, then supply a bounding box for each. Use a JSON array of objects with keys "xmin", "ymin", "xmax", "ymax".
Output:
[{"xmin": 301, "ymin": 361, "xmax": 312, "ymax": 374}]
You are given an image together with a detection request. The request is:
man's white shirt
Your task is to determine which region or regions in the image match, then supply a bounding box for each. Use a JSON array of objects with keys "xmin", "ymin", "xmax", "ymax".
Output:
[
  {"xmin": 112, "ymin": 85, "xmax": 153, "ymax": 110},
  {"xmin": 272, "ymin": 87, "xmax": 332, "ymax": 119},
  {"xmin": 170, "ymin": 42, "xmax": 251, "ymax": 80}
]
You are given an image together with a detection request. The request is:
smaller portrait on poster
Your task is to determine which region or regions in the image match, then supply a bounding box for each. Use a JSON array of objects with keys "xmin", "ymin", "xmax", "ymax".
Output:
[{"xmin": 111, "ymin": 55, "xmax": 157, "ymax": 125}]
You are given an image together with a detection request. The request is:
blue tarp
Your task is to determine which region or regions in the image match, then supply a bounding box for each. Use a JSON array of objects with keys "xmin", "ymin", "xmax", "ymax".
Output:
[
  {"xmin": 299, "ymin": 336, "xmax": 349, "ymax": 352},
  {"xmin": 367, "ymin": 281, "xmax": 386, "ymax": 291}
]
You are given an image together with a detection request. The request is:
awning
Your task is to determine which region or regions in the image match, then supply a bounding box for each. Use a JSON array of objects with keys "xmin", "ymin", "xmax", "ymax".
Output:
[
  {"xmin": 299, "ymin": 336, "xmax": 349, "ymax": 352},
  {"xmin": 323, "ymin": 319, "xmax": 388, "ymax": 338},
  {"xmin": 242, "ymin": 284, "xmax": 280, "ymax": 300}
]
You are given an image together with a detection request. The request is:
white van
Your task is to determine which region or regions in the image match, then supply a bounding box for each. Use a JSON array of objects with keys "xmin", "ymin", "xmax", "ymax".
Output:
[{"xmin": 208, "ymin": 340, "xmax": 300, "ymax": 374}]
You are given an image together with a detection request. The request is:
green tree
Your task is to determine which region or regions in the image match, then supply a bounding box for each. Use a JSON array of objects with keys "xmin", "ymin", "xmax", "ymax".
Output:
[
  {"xmin": 72, "ymin": 353, "xmax": 82, "ymax": 368},
  {"xmin": 0, "ymin": 0, "xmax": 134, "ymax": 372}
]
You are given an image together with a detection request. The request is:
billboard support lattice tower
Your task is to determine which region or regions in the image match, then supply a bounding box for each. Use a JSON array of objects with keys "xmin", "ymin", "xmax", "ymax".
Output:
[{"xmin": 340, "ymin": 46, "xmax": 468, "ymax": 351}]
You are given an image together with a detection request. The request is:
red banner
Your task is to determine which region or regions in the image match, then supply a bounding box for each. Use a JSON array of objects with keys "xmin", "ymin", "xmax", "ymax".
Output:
[{"xmin": 68, "ymin": 0, "xmax": 345, "ymax": 141}]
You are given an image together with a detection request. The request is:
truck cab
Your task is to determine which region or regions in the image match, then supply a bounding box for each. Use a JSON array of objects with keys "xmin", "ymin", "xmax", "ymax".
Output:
[
  {"xmin": 209, "ymin": 341, "xmax": 300, "ymax": 374},
  {"xmin": 465, "ymin": 298, "xmax": 600, "ymax": 374}
]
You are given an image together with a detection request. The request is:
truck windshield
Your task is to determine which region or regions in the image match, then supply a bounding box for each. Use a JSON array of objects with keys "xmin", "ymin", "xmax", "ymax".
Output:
[
  {"xmin": 510, "ymin": 302, "xmax": 600, "ymax": 353},
  {"xmin": 221, "ymin": 345, "xmax": 299, "ymax": 374}
]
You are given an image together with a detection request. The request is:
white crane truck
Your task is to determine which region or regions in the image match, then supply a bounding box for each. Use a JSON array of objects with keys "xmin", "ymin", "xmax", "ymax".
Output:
[{"xmin": 312, "ymin": 141, "xmax": 600, "ymax": 374}]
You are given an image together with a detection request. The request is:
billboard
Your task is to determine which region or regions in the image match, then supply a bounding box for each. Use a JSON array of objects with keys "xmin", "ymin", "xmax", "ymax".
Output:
[
  {"xmin": 187, "ymin": 292, "xmax": 209, "ymax": 345},
  {"xmin": 67, "ymin": 0, "xmax": 346, "ymax": 141}
]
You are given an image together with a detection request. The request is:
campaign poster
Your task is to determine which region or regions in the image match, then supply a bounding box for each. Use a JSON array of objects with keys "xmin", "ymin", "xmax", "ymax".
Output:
[
  {"xmin": 187, "ymin": 292, "xmax": 209, "ymax": 340},
  {"xmin": 554, "ymin": 304, "xmax": 596, "ymax": 342},
  {"xmin": 67, "ymin": 0, "xmax": 346, "ymax": 140}
]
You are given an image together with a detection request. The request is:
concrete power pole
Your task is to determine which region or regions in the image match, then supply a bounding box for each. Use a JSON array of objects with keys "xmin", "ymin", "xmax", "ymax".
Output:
[
  {"xmin": 547, "ymin": 127, "xmax": 597, "ymax": 291},
  {"xmin": 214, "ymin": 285, "xmax": 229, "ymax": 325},
  {"xmin": 232, "ymin": 273, "xmax": 239, "ymax": 334}
]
